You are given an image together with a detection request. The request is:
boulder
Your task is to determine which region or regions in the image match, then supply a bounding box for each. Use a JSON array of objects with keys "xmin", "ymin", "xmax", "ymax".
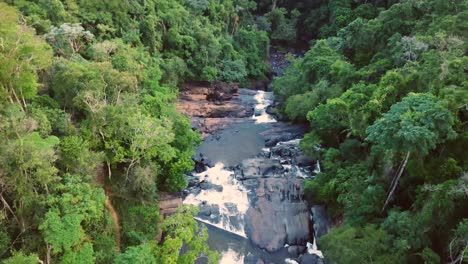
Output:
[
  {"xmin": 199, "ymin": 181, "xmax": 223, "ymax": 192},
  {"xmin": 194, "ymin": 160, "xmax": 207, "ymax": 173},
  {"xmin": 295, "ymin": 154, "xmax": 314, "ymax": 167},
  {"xmin": 299, "ymin": 254, "xmax": 320, "ymax": 264},
  {"xmin": 245, "ymin": 178, "xmax": 310, "ymax": 252}
]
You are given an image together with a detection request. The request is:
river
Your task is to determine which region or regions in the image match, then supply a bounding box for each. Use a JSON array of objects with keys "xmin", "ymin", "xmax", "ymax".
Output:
[{"xmin": 178, "ymin": 51, "xmax": 328, "ymax": 264}]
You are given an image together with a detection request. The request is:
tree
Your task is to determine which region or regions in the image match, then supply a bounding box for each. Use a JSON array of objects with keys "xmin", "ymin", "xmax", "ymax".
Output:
[
  {"xmin": 158, "ymin": 206, "xmax": 219, "ymax": 264},
  {"xmin": 366, "ymin": 93, "xmax": 456, "ymax": 210},
  {"xmin": 320, "ymin": 224, "xmax": 405, "ymax": 264},
  {"xmin": 2, "ymin": 251, "xmax": 40, "ymax": 264},
  {"xmin": 0, "ymin": 3, "xmax": 52, "ymax": 111},
  {"xmin": 114, "ymin": 242, "xmax": 158, "ymax": 264},
  {"xmin": 39, "ymin": 174, "xmax": 105, "ymax": 263}
]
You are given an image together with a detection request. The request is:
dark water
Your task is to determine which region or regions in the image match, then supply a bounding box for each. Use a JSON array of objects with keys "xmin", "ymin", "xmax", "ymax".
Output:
[
  {"xmin": 196, "ymin": 122, "xmax": 268, "ymax": 167},
  {"xmin": 184, "ymin": 89, "xmax": 320, "ymax": 264},
  {"xmin": 195, "ymin": 119, "xmax": 291, "ymax": 263},
  {"xmin": 205, "ymin": 224, "xmax": 289, "ymax": 263}
]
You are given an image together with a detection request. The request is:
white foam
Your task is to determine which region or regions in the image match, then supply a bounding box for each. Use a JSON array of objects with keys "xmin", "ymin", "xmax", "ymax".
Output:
[
  {"xmin": 313, "ymin": 160, "xmax": 321, "ymax": 174},
  {"xmin": 307, "ymin": 237, "xmax": 324, "ymax": 258},
  {"xmin": 184, "ymin": 163, "xmax": 249, "ymax": 237},
  {"xmin": 285, "ymin": 259, "xmax": 299, "ymax": 264},
  {"xmin": 219, "ymin": 248, "xmax": 244, "ymax": 264},
  {"xmin": 252, "ymin": 91, "xmax": 276, "ymax": 123},
  {"xmin": 276, "ymin": 138, "xmax": 301, "ymax": 146}
]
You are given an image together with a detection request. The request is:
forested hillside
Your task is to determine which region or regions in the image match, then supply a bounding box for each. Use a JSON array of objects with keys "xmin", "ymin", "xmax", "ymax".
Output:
[
  {"xmin": 271, "ymin": 0, "xmax": 467, "ymax": 263},
  {"xmin": 0, "ymin": 0, "xmax": 270, "ymax": 263},
  {"xmin": 1, "ymin": 0, "xmax": 467, "ymax": 263}
]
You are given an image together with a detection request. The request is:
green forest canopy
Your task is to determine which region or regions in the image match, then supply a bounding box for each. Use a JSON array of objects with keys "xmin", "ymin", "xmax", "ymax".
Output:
[
  {"xmin": 271, "ymin": 0, "xmax": 467, "ymax": 263},
  {"xmin": 0, "ymin": 0, "xmax": 467, "ymax": 263}
]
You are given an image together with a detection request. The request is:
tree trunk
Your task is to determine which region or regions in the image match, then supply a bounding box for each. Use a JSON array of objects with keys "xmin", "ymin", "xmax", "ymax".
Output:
[{"xmin": 382, "ymin": 151, "xmax": 410, "ymax": 212}]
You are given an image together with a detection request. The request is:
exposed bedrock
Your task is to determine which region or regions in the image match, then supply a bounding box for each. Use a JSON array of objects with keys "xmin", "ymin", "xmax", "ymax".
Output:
[
  {"xmin": 244, "ymin": 177, "xmax": 310, "ymax": 252},
  {"xmin": 177, "ymin": 82, "xmax": 257, "ymax": 138}
]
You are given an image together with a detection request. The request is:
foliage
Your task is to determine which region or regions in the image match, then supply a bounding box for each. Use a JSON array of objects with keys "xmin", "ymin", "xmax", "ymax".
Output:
[
  {"xmin": 274, "ymin": 0, "xmax": 468, "ymax": 262},
  {"xmin": 0, "ymin": 1, "xmax": 244, "ymax": 263},
  {"xmin": 116, "ymin": 206, "xmax": 219, "ymax": 264},
  {"xmin": 320, "ymin": 224, "xmax": 405, "ymax": 264}
]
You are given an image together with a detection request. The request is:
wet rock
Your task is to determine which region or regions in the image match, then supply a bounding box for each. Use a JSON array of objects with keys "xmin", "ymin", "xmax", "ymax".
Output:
[
  {"xmin": 199, "ymin": 204, "xmax": 219, "ymax": 217},
  {"xmin": 261, "ymin": 123, "xmax": 308, "ymax": 147},
  {"xmin": 224, "ymin": 202, "xmax": 239, "ymax": 214},
  {"xmin": 241, "ymin": 179, "xmax": 260, "ymax": 189},
  {"xmin": 183, "ymin": 186, "xmax": 201, "ymax": 197},
  {"xmin": 295, "ymin": 154, "xmax": 314, "ymax": 167},
  {"xmin": 311, "ymin": 205, "xmax": 331, "ymax": 238},
  {"xmin": 271, "ymin": 144, "xmax": 295, "ymax": 158},
  {"xmin": 299, "ymin": 254, "xmax": 320, "ymax": 264},
  {"xmin": 244, "ymin": 253, "xmax": 264, "ymax": 264},
  {"xmin": 178, "ymin": 83, "xmax": 256, "ymax": 138},
  {"xmin": 269, "ymin": 140, "xmax": 314, "ymax": 168},
  {"xmin": 195, "ymin": 256, "xmax": 208, "ymax": 264},
  {"xmin": 240, "ymin": 158, "xmax": 283, "ymax": 179},
  {"xmin": 245, "ymin": 178, "xmax": 310, "ymax": 252},
  {"xmin": 288, "ymin": 246, "xmax": 300, "ymax": 257},
  {"xmin": 199, "ymin": 181, "xmax": 223, "ymax": 192},
  {"xmin": 186, "ymin": 173, "xmax": 200, "ymax": 187},
  {"xmin": 288, "ymin": 246, "xmax": 307, "ymax": 257},
  {"xmin": 266, "ymin": 103, "xmax": 286, "ymax": 121},
  {"xmin": 194, "ymin": 160, "xmax": 207, "ymax": 173}
]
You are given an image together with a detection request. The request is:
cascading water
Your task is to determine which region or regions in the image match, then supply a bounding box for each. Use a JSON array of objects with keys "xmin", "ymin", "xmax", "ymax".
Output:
[
  {"xmin": 183, "ymin": 87, "xmax": 327, "ymax": 263},
  {"xmin": 313, "ymin": 160, "xmax": 321, "ymax": 174},
  {"xmin": 184, "ymin": 163, "xmax": 249, "ymax": 237},
  {"xmin": 252, "ymin": 91, "xmax": 276, "ymax": 124},
  {"xmin": 307, "ymin": 237, "xmax": 324, "ymax": 259}
]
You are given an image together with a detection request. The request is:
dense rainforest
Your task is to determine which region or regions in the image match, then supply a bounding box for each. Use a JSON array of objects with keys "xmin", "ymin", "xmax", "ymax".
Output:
[
  {"xmin": 0, "ymin": 0, "xmax": 466, "ymax": 263},
  {"xmin": 0, "ymin": 0, "xmax": 270, "ymax": 263},
  {"xmin": 270, "ymin": 0, "xmax": 467, "ymax": 263}
]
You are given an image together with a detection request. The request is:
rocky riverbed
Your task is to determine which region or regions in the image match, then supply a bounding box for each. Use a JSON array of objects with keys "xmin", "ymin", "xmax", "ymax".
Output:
[{"xmin": 178, "ymin": 50, "xmax": 329, "ymax": 264}]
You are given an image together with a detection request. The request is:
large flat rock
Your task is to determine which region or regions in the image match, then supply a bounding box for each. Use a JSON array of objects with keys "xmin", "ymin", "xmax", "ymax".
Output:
[
  {"xmin": 245, "ymin": 178, "xmax": 310, "ymax": 252},
  {"xmin": 177, "ymin": 82, "xmax": 257, "ymax": 138}
]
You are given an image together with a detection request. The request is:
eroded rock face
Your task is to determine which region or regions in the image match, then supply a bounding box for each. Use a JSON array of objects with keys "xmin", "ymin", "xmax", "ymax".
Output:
[
  {"xmin": 311, "ymin": 205, "xmax": 331, "ymax": 238},
  {"xmin": 177, "ymin": 82, "xmax": 256, "ymax": 138},
  {"xmin": 206, "ymin": 81, "xmax": 238, "ymax": 102},
  {"xmin": 245, "ymin": 178, "xmax": 310, "ymax": 252},
  {"xmin": 159, "ymin": 193, "xmax": 182, "ymax": 217},
  {"xmin": 260, "ymin": 123, "xmax": 308, "ymax": 147}
]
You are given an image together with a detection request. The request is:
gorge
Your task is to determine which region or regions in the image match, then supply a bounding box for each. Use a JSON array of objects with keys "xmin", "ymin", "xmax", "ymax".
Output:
[{"xmin": 178, "ymin": 51, "xmax": 329, "ymax": 264}]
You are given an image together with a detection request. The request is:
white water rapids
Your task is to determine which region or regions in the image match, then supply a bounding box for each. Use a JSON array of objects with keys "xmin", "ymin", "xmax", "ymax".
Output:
[
  {"xmin": 183, "ymin": 163, "xmax": 249, "ymax": 237},
  {"xmin": 252, "ymin": 91, "xmax": 276, "ymax": 123},
  {"xmin": 183, "ymin": 89, "xmax": 326, "ymax": 263}
]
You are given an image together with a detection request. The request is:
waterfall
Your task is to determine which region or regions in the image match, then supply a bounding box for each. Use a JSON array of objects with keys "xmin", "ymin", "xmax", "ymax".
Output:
[
  {"xmin": 313, "ymin": 160, "xmax": 321, "ymax": 174},
  {"xmin": 306, "ymin": 236, "xmax": 324, "ymax": 259},
  {"xmin": 252, "ymin": 91, "xmax": 276, "ymax": 123},
  {"xmin": 184, "ymin": 163, "xmax": 249, "ymax": 237}
]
